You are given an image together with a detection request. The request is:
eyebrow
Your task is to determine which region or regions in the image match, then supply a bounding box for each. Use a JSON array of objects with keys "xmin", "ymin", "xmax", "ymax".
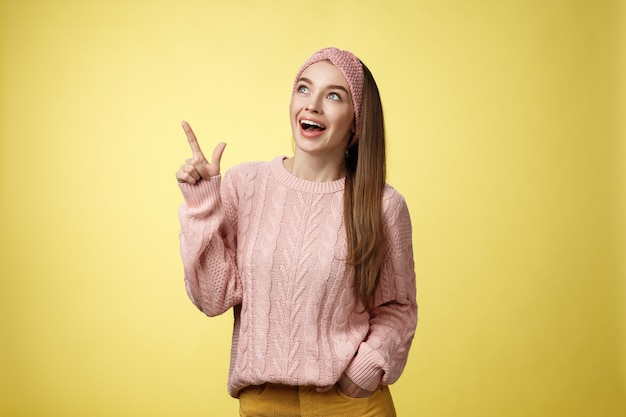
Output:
[{"xmin": 298, "ymin": 77, "xmax": 350, "ymax": 95}]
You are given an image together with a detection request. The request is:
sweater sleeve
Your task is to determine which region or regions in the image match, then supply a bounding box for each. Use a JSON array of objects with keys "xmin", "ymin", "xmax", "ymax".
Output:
[
  {"xmin": 343, "ymin": 191, "xmax": 418, "ymax": 392},
  {"xmin": 177, "ymin": 172, "xmax": 242, "ymax": 317}
]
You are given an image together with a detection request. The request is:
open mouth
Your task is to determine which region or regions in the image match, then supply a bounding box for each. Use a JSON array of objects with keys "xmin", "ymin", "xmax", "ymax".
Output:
[{"xmin": 300, "ymin": 120, "xmax": 326, "ymax": 132}]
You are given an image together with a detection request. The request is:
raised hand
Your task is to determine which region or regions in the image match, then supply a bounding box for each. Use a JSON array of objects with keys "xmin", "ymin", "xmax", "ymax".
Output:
[{"xmin": 176, "ymin": 120, "xmax": 227, "ymax": 184}]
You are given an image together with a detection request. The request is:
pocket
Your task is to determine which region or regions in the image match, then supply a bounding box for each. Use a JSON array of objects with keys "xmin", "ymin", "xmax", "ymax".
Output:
[
  {"xmin": 331, "ymin": 385, "xmax": 397, "ymax": 417},
  {"xmin": 238, "ymin": 384, "xmax": 270, "ymax": 417},
  {"xmin": 334, "ymin": 384, "xmax": 381, "ymax": 400}
]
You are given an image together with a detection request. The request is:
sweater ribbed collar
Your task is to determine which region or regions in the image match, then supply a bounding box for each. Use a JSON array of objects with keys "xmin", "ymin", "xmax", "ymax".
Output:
[{"xmin": 270, "ymin": 156, "xmax": 345, "ymax": 194}]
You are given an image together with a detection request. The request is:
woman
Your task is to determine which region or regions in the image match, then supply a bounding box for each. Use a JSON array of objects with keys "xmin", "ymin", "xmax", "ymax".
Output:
[{"xmin": 176, "ymin": 47, "xmax": 417, "ymax": 417}]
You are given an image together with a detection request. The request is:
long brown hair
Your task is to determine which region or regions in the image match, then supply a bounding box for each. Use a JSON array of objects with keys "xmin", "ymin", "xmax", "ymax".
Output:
[{"xmin": 343, "ymin": 62, "xmax": 386, "ymax": 309}]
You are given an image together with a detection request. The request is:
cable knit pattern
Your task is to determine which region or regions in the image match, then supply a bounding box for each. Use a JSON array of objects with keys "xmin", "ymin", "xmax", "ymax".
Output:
[{"xmin": 178, "ymin": 156, "xmax": 417, "ymax": 397}]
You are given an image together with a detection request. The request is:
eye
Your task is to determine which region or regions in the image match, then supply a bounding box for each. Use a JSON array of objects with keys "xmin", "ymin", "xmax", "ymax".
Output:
[
  {"xmin": 297, "ymin": 85, "xmax": 309, "ymax": 94},
  {"xmin": 327, "ymin": 92, "xmax": 341, "ymax": 101}
]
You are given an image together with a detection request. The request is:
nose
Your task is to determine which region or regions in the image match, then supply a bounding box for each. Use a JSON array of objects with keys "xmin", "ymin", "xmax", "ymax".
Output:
[{"xmin": 305, "ymin": 95, "xmax": 322, "ymax": 113}]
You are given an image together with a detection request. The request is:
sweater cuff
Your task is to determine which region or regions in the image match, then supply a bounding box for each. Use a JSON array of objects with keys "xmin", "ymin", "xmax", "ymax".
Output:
[
  {"xmin": 178, "ymin": 176, "xmax": 221, "ymax": 208},
  {"xmin": 344, "ymin": 343, "xmax": 385, "ymax": 392}
]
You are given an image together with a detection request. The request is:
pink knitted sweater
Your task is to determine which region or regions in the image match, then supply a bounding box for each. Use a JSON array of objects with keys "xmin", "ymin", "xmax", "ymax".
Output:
[{"xmin": 178, "ymin": 156, "xmax": 417, "ymax": 397}]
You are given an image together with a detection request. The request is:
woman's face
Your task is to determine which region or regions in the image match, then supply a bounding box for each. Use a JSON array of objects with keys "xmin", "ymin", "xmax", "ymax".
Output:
[{"xmin": 290, "ymin": 61, "xmax": 355, "ymax": 162}]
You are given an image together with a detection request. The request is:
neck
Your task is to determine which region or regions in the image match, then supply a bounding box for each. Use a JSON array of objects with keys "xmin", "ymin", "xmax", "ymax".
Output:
[{"xmin": 284, "ymin": 152, "xmax": 346, "ymax": 182}]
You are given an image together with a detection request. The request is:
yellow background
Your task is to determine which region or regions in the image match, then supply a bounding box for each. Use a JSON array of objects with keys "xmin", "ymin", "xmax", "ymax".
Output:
[{"xmin": 1, "ymin": 0, "xmax": 624, "ymax": 416}]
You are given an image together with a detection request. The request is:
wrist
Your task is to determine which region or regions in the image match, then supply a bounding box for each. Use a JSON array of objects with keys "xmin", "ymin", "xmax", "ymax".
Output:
[{"xmin": 337, "ymin": 373, "xmax": 373, "ymax": 398}]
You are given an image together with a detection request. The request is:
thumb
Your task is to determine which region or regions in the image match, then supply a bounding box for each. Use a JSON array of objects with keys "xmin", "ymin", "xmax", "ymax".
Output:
[{"xmin": 211, "ymin": 142, "xmax": 227, "ymax": 167}]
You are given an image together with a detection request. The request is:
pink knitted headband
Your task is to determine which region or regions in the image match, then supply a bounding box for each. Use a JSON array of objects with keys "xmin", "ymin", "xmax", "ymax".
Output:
[{"xmin": 293, "ymin": 47, "xmax": 364, "ymax": 144}]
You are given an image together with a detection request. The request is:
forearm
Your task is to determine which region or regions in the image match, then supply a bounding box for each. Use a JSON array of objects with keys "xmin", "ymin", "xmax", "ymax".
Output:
[
  {"xmin": 344, "ymin": 297, "xmax": 417, "ymax": 391},
  {"xmin": 178, "ymin": 178, "xmax": 242, "ymax": 316},
  {"xmin": 344, "ymin": 189, "xmax": 418, "ymax": 391}
]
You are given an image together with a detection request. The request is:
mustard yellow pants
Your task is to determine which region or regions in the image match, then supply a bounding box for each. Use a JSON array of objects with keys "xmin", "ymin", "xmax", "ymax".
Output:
[{"xmin": 238, "ymin": 383, "xmax": 397, "ymax": 417}]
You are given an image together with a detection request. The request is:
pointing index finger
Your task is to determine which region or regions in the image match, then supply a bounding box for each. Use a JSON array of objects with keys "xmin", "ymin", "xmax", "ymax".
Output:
[{"xmin": 181, "ymin": 120, "xmax": 205, "ymax": 158}]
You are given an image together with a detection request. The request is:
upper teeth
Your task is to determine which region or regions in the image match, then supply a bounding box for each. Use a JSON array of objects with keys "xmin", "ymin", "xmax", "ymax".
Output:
[{"xmin": 302, "ymin": 120, "xmax": 322, "ymax": 128}]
